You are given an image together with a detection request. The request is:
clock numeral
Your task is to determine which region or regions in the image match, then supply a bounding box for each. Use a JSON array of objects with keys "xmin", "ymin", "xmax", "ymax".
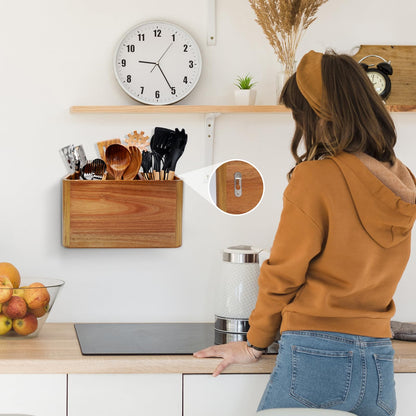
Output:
[
  {"xmin": 172, "ymin": 34, "xmax": 176, "ymax": 42},
  {"xmin": 155, "ymin": 90, "xmax": 160, "ymax": 99},
  {"xmin": 153, "ymin": 29, "xmax": 161, "ymax": 37},
  {"xmin": 121, "ymin": 59, "xmax": 127, "ymax": 67},
  {"xmin": 189, "ymin": 60, "xmax": 194, "ymax": 68},
  {"xmin": 137, "ymin": 34, "xmax": 145, "ymax": 41},
  {"xmin": 183, "ymin": 76, "xmax": 188, "ymax": 84},
  {"xmin": 126, "ymin": 75, "xmax": 132, "ymax": 83},
  {"xmin": 140, "ymin": 86, "xmax": 144, "ymax": 94},
  {"xmin": 127, "ymin": 45, "xmax": 135, "ymax": 52},
  {"xmin": 171, "ymin": 87, "xmax": 176, "ymax": 95},
  {"xmin": 183, "ymin": 44, "xmax": 189, "ymax": 52}
]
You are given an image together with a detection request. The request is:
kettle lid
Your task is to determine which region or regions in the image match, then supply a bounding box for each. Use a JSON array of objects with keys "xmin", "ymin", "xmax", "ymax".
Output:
[{"xmin": 223, "ymin": 245, "xmax": 261, "ymax": 263}]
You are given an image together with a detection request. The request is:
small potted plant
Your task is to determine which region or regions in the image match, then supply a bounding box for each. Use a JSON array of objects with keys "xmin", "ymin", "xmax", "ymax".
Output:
[{"xmin": 234, "ymin": 74, "xmax": 257, "ymax": 105}]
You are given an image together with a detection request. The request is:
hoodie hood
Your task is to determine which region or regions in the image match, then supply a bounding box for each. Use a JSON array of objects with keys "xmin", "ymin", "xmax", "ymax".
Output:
[{"xmin": 331, "ymin": 152, "xmax": 416, "ymax": 248}]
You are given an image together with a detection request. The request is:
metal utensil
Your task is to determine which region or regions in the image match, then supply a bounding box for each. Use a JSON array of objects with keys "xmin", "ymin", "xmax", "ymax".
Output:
[
  {"xmin": 60, "ymin": 144, "xmax": 87, "ymax": 173},
  {"xmin": 123, "ymin": 146, "xmax": 142, "ymax": 180},
  {"xmin": 105, "ymin": 144, "xmax": 131, "ymax": 180},
  {"xmin": 81, "ymin": 159, "xmax": 107, "ymax": 180},
  {"xmin": 73, "ymin": 160, "xmax": 81, "ymax": 179},
  {"xmin": 81, "ymin": 161, "xmax": 94, "ymax": 180},
  {"xmin": 91, "ymin": 158, "xmax": 107, "ymax": 180},
  {"xmin": 74, "ymin": 145, "xmax": 87, "ymax": 167},
  {"xmin": 60, "ymin": 144, "xmax": 75, "ymax": 173}
]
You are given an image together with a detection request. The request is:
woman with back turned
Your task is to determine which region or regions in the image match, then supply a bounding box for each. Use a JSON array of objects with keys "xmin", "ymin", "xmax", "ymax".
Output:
[{"xmin": 194, "ymin": 50, "xmax": 416, "ymax": 415}]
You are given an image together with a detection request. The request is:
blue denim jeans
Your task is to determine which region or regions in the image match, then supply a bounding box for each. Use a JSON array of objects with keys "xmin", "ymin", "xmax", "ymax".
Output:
[{"xmin": 258, "ymin": 331, "xmax": 396, "ymax": 416}]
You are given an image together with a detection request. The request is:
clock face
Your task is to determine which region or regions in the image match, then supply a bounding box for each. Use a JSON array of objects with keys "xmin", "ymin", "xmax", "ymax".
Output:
[
  {"xmin": 114, "ymin": 21, "xmax": 202, "ymax": 105},
  {"xmin": 367, "ymin": 70, "xmax": 387, "ymax": 95}
]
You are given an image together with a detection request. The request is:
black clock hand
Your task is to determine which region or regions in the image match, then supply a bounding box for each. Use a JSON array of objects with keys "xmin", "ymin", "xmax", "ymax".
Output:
[
  {"xmin": 139, "ymin": 60, "xmax": 157, "ymax": 65},
  {"xmin": 151, "ymin": 43, "xmax": 174, "ymax": 73},
  {"xmin": 157, "ymin": 64, "xmax": 173, "ymax": 90}
]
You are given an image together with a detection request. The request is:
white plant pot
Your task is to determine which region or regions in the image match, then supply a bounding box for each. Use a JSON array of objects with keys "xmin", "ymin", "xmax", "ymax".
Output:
[{"xmin": 234, "ymin": 89, "xmax": 256, "ymax": 105}]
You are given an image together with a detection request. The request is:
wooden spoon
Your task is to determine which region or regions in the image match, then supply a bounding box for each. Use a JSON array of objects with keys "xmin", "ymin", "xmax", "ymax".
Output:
[
  {"xmin": 97, "ymin": 138, "xmax": 121, "ymax": 179},
  {"xmin": 105, "ymin": 144, "xmax": 131, "ymax": 180},
  {"xmin": 123, "ymin": 146, "xmax": 142, "ymax": 180}
]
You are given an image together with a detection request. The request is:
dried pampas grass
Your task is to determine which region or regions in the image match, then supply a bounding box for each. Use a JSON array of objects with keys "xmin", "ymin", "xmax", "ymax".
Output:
[{"xmin": 249, "ymin": 0, "xmax": 328, "ymax": 75}]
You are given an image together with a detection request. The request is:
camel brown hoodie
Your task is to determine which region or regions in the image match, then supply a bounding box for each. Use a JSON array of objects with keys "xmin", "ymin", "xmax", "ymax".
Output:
[{"xmin": 248, "ymin": 151, "xmax": 416, "ymax": 348}]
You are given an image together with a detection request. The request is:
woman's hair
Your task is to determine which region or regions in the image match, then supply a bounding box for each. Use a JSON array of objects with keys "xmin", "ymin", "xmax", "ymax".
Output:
[{"xmin": 280, "ymin": 51, "xmax": 397, "ymax": 179}]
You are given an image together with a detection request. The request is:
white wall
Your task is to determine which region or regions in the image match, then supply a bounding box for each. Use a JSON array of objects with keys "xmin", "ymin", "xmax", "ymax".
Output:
[{"xmin": 0, "ymin": 0, "xmax": 415, "ymax": 323}]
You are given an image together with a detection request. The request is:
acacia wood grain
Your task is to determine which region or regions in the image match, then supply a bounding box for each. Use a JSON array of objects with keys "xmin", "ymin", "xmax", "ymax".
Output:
[{"xmin": 62, "ymin": 176, "xmax": 182, "ymax": 248}]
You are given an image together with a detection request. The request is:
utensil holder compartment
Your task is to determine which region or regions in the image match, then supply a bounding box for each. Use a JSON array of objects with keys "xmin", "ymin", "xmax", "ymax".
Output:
[{"xmin": 62, "ymin": 175, "xmax": 183, "ymax": 248}]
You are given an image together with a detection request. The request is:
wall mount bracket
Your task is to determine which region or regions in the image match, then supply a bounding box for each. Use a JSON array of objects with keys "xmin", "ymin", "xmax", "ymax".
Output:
[{"xmin": 205, "ymin": 112, "xmax": 221, "ymax": 165}]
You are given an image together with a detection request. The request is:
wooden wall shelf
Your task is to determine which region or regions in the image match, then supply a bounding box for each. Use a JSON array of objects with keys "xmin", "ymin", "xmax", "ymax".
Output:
[
  {"xmin": 70, "ymin": 105, "xmax": 289, "ymax": 114},
  {"xmin": 70, "ymin": 104, "xmax": 416, "ymax": 114}
]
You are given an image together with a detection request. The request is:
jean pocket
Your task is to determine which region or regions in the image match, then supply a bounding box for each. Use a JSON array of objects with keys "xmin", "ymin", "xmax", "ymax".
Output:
[
  {"xmin": 374, "ymin": 353, "xmax": 396, "ymax": 415},
  {"xmin": 290, "ymin": 345, "xmax": 353, "ymax": 408}
]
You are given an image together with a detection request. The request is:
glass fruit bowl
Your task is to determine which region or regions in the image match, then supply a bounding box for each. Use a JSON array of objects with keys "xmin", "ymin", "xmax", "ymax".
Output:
[{"xmin": 0, "ymin": 278, "xmax": 64, "ymax": 337}]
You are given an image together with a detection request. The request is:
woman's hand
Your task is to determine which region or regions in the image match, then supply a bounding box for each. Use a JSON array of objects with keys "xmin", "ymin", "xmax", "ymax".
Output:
[{"xmin": 193, "ymin": 341, "xmax": 263, "ymax": 377}]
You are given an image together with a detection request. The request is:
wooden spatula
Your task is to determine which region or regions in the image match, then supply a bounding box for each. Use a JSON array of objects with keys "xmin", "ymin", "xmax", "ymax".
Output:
[
  {"xmin": 97, "ymin": 138, "xmax": 121, "ymax": 159},
  {"xmin": 123, "ymin": 146, "xmax": 142, "ymax": 180}
]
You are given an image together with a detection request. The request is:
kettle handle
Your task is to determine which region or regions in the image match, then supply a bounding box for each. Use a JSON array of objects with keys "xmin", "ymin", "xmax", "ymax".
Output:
[{"xmin": 258, "ymin": 248, "xmax": 271, "ymax": 265}]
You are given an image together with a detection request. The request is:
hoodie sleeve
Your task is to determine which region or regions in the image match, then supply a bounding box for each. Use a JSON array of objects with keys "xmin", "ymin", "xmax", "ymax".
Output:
[{"xmin": 247, "ymin": 163, "xmax": 326, "ymax": 348}]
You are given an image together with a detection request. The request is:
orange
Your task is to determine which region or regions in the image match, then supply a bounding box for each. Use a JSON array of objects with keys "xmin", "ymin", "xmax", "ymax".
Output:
[{"xmin": 0, "ymin": 263, "xmax": 21, "ymax": 289}]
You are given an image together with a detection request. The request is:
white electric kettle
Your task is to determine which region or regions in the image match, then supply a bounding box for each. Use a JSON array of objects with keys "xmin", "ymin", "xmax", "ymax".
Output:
[{"xmin": 214, "ymin": 245, "xmax": 270, "ymax": 344}]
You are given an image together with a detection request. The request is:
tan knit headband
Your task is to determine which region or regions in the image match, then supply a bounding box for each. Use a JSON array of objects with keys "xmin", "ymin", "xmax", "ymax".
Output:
[{"xmin": 296, "ymin": 50, "xmax": 331, "ymax": 120}]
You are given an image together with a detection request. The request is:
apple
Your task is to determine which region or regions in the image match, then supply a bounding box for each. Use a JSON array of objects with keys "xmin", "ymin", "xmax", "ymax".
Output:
[
  {"xmin": 29, "ymin": 303, "xmax": 49, "ymax": 318},
  {"xmin": 23, "ymin": 282, "xmax": 50, "ymax": 309},
  {"xmin": 0, "ymin": 314, "xmax": 12, "ymax": 335},
  {"xmin": 0, "ymin": 276, "xmax": 13, "ymax": 303},
  {"xmin": 13, "ymin": 288, "xmax": 25, "ymax": 298},
  {"xmin": 13, "ymin": 313, "xmax": 38, "ymax": 336},
  {"xmin": 2, "ymin": 295, "xmax": 27, "ymax": 319}
]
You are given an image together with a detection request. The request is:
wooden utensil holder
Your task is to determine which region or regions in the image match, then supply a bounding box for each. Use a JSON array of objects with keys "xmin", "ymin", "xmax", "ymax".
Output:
[{"xmin": 62, "ymin": 175, "xmax": 183, "ymax": 248}]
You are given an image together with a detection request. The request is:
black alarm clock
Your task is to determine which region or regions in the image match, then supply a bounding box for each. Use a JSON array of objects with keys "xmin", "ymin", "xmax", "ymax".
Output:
[{"xmin": 358, "ymin": 54, "xmax": 393, "ymax": 100}]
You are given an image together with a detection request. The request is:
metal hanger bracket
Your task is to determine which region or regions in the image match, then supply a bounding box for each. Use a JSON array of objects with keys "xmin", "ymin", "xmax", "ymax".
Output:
[{"xmin": 205, "ymin": 112, "xmax": 221, "ymax": 165}]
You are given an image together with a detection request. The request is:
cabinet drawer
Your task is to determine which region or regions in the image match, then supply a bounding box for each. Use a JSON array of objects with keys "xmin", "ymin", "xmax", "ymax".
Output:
[
  {"xmin": 68, "ymin": 374, "xmax": 182, "ymax": 416},
  {"xmin": 184, "ymin": 374, "xmax": 269, "ymax": 416},
  {"xmin": 0, "ymin": 374, "xmax": 66, "ymax": 416}
]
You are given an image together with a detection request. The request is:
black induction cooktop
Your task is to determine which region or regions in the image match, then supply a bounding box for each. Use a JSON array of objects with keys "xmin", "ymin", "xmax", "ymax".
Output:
[{"xmin": 74, "ymin": 322, "xmax": 216, "ymax": 355}]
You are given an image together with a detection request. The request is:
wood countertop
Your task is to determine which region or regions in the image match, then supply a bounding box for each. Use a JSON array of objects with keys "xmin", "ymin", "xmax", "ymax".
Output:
[{"xmin": 0, "ymin": 323, "xmax": 415, "ymax": 374}]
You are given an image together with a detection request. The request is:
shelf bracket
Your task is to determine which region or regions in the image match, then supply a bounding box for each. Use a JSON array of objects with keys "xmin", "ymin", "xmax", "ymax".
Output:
[
  {"xmin": 205, "ymin": 112, "xmax": 221, "ymax": 165},
  {"xmin": 207, "ymin": 0, "xmax": 216, "ymax": 45}
]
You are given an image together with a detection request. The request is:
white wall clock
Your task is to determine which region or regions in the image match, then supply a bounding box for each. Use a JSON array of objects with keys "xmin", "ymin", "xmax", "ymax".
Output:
[{"xmin": 114, "ymin": 21, "xmax": 202, "ymax": 105}]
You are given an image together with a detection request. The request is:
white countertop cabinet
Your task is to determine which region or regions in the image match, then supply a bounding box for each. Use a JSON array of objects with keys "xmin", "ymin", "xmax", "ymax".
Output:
[
  {"xmin": 67, "ymin": 374, "xmax": 182, "ymax": 416},
  {"xmin": 0, "ymin": 374, "xmax": 66, "ymax": 416},
  {"xmin": 183, "ymin": 374, "xmax": 270, "ymax": 416},
  {"xmin": 1, "ymin": 325, "xmax": 416, "ymax": 415}
]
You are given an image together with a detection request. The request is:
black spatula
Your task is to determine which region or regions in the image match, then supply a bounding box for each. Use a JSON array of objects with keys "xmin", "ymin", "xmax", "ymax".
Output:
[
  {"xmin": 150, "ymin": 127, "xmax": 175, "ymax": 180},
  {"xmin": 164, "ymin": 128, "xmax": 188, "ymax": 180}
]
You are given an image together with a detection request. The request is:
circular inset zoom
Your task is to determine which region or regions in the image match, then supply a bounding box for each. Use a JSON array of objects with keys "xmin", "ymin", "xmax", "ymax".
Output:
[{"xmin": 209, "ymin": 160, "xmax": 264, "ymax": 215}]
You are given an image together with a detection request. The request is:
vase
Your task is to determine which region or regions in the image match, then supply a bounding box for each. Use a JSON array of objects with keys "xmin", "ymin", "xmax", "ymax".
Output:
[
  {"xmin": 234, "ymin": 89, "xmax": 257, "ymax": 105},
  {"xmin": 276, "ymin": 60, "xmax": 297, "ymax": 104}
]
